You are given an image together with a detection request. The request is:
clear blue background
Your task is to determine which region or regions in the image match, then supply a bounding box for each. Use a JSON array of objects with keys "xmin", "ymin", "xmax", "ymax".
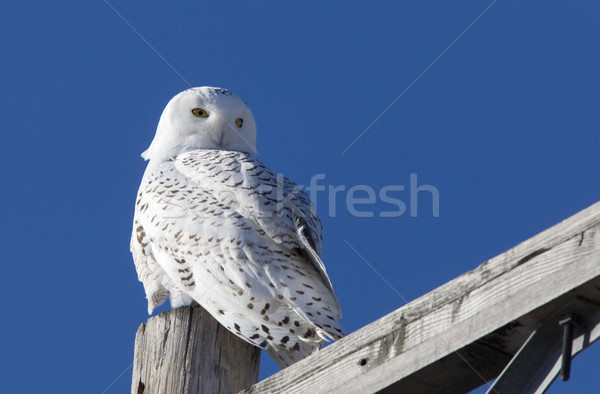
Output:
[{"xmin": 1, "ymin": 1, "xmax": 599, "ymax": 393}]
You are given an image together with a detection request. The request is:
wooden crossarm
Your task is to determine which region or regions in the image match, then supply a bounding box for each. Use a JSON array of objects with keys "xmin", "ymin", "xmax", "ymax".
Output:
[{"xmin": 243, "ymin": 201, "xmax": 600, "ymax": 394}]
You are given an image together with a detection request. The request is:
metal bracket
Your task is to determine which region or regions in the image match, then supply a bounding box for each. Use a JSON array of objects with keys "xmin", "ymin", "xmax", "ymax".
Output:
[
  {"xmin": 486, "ymin": 298, "xmax": 600, "ymax": 394},
  {"xmin": 558, "ymin": 313, "xmax": 578, "ymax": 381}
]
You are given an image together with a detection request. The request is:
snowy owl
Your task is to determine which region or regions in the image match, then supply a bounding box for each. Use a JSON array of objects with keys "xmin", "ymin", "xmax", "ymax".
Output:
[{"xmin": 131, "ymin": 87, "xmax": 345, "ymax": 367}]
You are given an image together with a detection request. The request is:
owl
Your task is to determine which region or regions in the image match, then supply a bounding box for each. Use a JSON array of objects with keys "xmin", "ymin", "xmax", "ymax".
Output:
[{"xmin": 131, "ymin": 87, "xmax": 345, "ymax": 367}]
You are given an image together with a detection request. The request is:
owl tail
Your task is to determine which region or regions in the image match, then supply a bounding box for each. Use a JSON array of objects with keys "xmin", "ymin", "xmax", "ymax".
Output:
[{"xmin": 267, "ymin": 340, "xmax": 320, "ymax": 368}]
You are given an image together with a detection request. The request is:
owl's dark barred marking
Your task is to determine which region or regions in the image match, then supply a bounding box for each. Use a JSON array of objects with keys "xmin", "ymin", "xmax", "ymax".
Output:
[{"xmin": 131, "ymin": 87, "xmax": 345, "ymax": 367}]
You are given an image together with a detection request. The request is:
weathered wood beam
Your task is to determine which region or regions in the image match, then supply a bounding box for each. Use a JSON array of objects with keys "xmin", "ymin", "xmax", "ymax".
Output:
[
  {"xmin": 243, "ymin": 201, "xmax": 600, "ymax": 393},
  {"xmin": 132, "ymin": 303, "xmax": 260, "ymax": 394}
]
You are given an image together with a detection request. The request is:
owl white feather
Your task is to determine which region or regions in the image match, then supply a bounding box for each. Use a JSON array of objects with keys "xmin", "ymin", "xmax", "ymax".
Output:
[{"xmin": 131, "ymin": 87, "xmax": 345, "ymax": 367}]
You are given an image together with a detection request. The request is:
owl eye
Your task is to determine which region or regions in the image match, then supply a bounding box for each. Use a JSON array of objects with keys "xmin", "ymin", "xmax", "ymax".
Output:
[
  {"xmin": 191, "ymin": 108, "xmax": 209, "ymax": 118},
  {"xmin": 235, "ymin": 118, "xmax": 243, "ymax": 128}
]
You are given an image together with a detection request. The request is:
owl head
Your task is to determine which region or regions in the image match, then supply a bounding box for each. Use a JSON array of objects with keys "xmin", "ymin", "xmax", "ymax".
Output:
[{"xmin": 142, "ymin": 87, "xmax": 257, "ymax": 162}]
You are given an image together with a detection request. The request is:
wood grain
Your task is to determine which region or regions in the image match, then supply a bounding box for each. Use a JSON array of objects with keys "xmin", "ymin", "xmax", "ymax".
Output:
[{"xmin": 132, "ymin": 303, "xmax": 260, "ymax": 394}]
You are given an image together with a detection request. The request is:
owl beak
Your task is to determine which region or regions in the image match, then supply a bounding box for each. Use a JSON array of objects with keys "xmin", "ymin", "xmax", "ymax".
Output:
[{"xmin": 210, "ymin": 129, "xmax": 226, "ymax": 147}]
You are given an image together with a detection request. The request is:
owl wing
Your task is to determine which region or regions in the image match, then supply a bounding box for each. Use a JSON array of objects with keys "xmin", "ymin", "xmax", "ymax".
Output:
[{"xmin": 175, "ymin": 150, "xmax": 339, "ymax": 309}]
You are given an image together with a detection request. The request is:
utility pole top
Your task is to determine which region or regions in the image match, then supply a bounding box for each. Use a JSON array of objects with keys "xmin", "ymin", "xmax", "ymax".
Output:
[{"xmin": 132, "ymin": 303, "xmax": 260, "ymax": 394}]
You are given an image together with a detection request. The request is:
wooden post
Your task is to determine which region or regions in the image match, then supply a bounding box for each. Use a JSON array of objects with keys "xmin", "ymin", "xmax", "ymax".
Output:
[{"xmin": 132, "ymin": 303, "xmax": 260, "ymax": 394}]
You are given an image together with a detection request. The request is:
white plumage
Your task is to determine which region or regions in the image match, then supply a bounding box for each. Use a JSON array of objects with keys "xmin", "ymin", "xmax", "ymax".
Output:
[{"xmin": 131, "ymin": 87, "xmax": 344, "ymax": 367}]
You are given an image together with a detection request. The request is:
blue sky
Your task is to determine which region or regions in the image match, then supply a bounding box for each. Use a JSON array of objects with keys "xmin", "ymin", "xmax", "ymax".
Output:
[{"xmin": 2, "ymin": 1, "xmax": 599, "ymax": 393}]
